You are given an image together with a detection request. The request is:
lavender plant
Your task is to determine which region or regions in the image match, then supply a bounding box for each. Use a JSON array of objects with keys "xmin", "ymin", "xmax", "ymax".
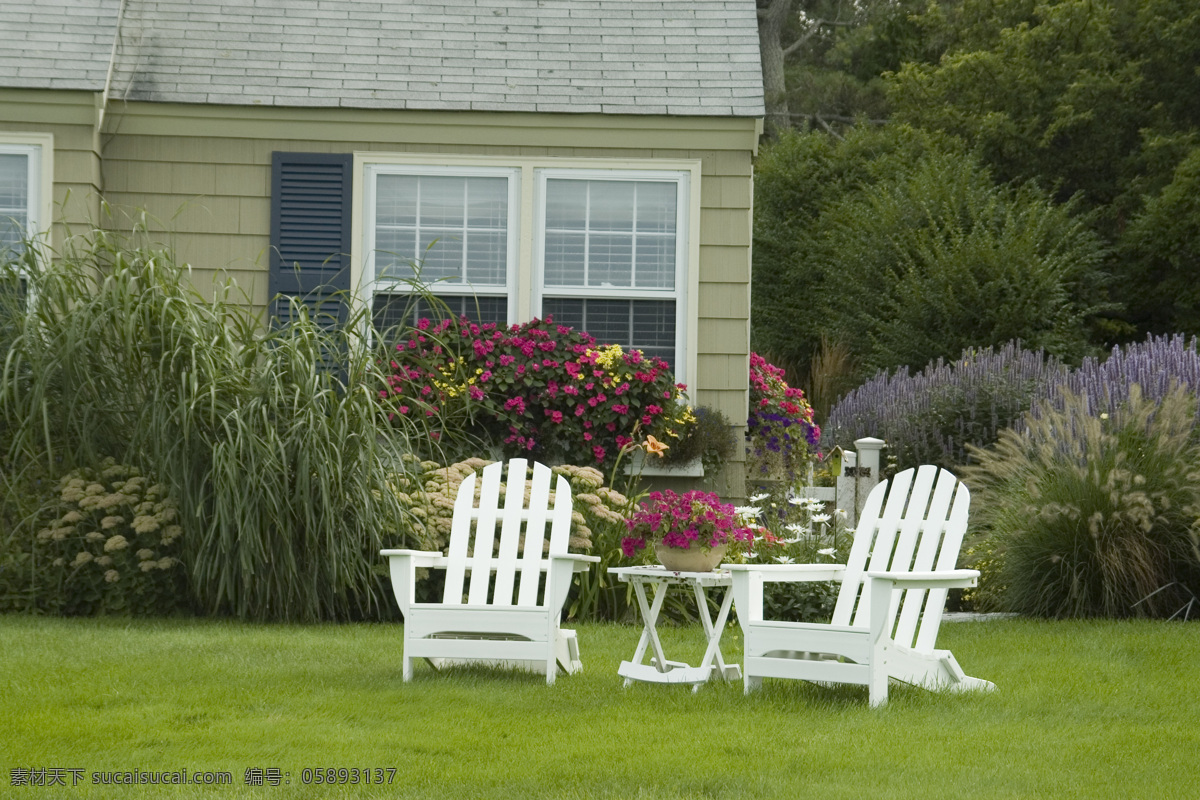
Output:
[
  {"xmin": 1040, "ymin": 334, "xmax": 1200, "ymax": 424},
  {"xmin": 824, "ymin": 341, "xmax": 1067, "ymax": 470}
]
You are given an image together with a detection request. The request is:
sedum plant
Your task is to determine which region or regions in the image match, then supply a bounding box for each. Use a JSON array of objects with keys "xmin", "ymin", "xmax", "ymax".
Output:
[
  {"xmin": 27, "ymin": 460, "xmax": 187, "ymax": 616},
  {"xmin": 963, "ymin": 385, "xmax": 1200, "ymax": 619}
]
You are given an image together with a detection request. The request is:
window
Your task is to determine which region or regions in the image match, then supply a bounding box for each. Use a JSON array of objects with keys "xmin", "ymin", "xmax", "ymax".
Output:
[
  {"xmin": 537, "ymin": 171, "xmax": 685, "ymax": 366},
  {"xmin": 0, "ymin": 138, "xmax": 49, "ymax": 261},
  {"xmin": 364, "ymin": 165, "xmax": 518, "ymax": 331},
  {"xmin": 357, "ymin": 157, "xmax": 695, "ymax": 381}
]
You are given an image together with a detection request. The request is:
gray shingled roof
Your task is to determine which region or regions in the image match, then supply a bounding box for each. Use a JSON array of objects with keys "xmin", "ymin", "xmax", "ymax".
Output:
[
  {"xmin": 1, "ymin": 0, "xmax": 764, "ymax": 116},
  {"xmin": 0, "ymin": 0, "xmax": 122, "ymax": 91}
]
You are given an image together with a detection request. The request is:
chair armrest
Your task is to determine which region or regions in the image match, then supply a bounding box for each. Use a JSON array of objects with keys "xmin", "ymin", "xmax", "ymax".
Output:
[
  {"xmin": 550, "ymin": 553, "xmax": 602, "ymax": 572},
  {"xmin": 865, "ymin": 569, "xmax": 979, "ymax": 590},
  {"xmin": 725, "ymin": 563, "xmax": 846, "ymax": 583},
  {"xmin": 379, "ymin": 549, "xmax": 446, "ymax": 568}
]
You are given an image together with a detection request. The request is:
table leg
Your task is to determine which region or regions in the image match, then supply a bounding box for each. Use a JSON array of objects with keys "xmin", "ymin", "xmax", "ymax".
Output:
[
  {"xmin": 623, "ymin": 577, "xmax": 670, "ymax": 687},
  {"xmin": 692, "ymin": 583, "xmax": 740, "ymax": 690}
]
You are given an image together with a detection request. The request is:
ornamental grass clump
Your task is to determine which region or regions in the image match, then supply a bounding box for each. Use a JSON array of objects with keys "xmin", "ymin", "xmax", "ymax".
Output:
[
  {"xmin": 746, "ymin": 352, "xmax": 819, "ymax": 480},
  {"xmin": 962, "ymin": 385, "xmax": 1200, "ymax": 619},
  {"xmin": 380, "ymin": 316, "xmax": 691, "ymax": 472},
  {"xmin": 621, "ymin": 490, "xmax": 754, "ymax": 559},
  {"xmin": 21, "ymin": 460, "xmax": 188, "ymax": 616},
  {"xmin": 824, "ymin": 341, "xmax": 1067, "ymax": 470},
  {"xmin": 0, "ymin": 224, "xmax": 420, "ymax": 622}
]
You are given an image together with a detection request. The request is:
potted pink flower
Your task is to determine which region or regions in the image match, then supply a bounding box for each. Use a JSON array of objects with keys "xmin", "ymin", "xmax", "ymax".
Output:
[{"xmin": 621, "ymin": 490, "xmax": 754, "ymax": 572}]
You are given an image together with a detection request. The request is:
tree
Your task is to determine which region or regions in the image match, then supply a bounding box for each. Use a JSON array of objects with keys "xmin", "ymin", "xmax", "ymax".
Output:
[
  {"xmin": 752, "ymin": 126, "xmax": 1111, "ymax": 384},
  {"xmin": 885, "ymin": 0, "xmax": 1200, "ymax": 337}
]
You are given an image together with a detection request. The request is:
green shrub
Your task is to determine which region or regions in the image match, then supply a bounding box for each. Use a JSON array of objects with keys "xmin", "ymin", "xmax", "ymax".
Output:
[
  {"xmin": 1, "ymin": 226, "xmax": 426, "ymax": 622},
  {"xmin": 752, "ymin": 125, "xmax": 1111, "ymax": 385},
  {"xmin": 963, "ymin": 385, "xmax": 1200, "ymax": 618},
  {"xmin": 12, "ymin": 460, "xmax": 189, "ymax": 616}
]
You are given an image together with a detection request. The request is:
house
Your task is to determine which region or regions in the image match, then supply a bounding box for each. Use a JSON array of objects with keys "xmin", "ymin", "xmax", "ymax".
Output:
[{"xmin": 0, "ymin": 0, "xmax": 764, "ymax": 494}]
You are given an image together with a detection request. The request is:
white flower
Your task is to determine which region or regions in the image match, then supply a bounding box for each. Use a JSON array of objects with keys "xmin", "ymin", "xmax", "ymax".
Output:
[
  {"xmin": 787, "ymin": 496, "xmax": 805, "ymax": 506},
  {"xmin": 810, "ymin": 513, "xmax": 831, "ymax": 524},
  {"xmin": 784, "ymin": 523, "xmax": 810, "ymax": 535},
  {"xmin": 818, "ymin": 547, "xmax": 836, "ymax": 557},
  {"xmin": 735, "ymin": 506, "xmax": 762, "ymax": 518},
  {"xmin": 835, "ymin": 508, "xmax": 848, "ymax": 519},
  {"xmin": 749, "ymin": 493, "xmax": 770, "ymax": 503},
  {"xmin": 773, "ymin": 556, "xmax": 795, "ymax": 564}
]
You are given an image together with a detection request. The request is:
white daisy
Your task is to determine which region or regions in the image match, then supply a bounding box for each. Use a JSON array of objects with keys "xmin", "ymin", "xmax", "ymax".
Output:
[
  {"xmin": 810, "ymin": 513, "xmax": 831, "ymax": 524},
  {"xmin": 774, "ymin": 556, "xmax": 795, "ymax": 564},
  {"xmin": 749, "ymin": 493, "xmax": 770, "ymax": 503},
  {"xmin": 818, "ymin": 547, "xmax": 836, "ymax": 557}
]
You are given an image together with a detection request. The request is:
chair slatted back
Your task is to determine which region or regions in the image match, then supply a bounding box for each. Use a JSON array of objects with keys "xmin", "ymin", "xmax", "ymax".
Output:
[
  {"xmin": 442, "ymin": 459, "xmax": 573, "ymax": 608},
  {"xmin": 830, "ymin": 466, "xmax": 971, "ymax": 652}
]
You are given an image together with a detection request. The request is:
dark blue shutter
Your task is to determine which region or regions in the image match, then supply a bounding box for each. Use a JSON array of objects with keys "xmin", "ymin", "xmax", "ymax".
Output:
[{"xmin": 269, "ymin": 152, "xmax": 353, "ymax": 329}]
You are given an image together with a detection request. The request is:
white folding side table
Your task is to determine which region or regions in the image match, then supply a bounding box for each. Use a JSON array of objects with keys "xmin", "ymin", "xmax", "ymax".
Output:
[{"xmin": 608, "ymin": 565, "xmax": 742, "ymax": 690}]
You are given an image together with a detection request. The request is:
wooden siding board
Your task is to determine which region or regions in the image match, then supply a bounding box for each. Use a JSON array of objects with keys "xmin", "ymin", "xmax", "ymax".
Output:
[
  {"xmin": 698, "ymin": 283, "xmax": 750, "ymax": 318},
  {"xmin": 698, "ymin": 319, "xmax": 749, "ymax": 354}
]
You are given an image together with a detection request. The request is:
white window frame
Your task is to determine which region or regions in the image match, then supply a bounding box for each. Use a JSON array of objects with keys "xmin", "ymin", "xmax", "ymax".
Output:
[
  {"xmin": 359, "ymin": 163, "xmax": 521, "ymax": 325},
  {"xmin": 353, "ymin": 154, "xmax": 701, "ymax": 385},
  {"xmin": 533, "ymin": 167, "xmax": 689, "ymax": 375},
  {"xmin": 0, "ymin": 133, "xmax": 54, "ymax": 265}
]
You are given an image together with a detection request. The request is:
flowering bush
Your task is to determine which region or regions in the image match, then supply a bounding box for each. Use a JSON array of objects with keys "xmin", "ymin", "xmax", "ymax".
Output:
[
  {"xmin": 621, "ymin": 490, "xmax": 754, "ymax": 558},
  {"xmin": 380, "ymin": 317, "xmax": 690, "ymax": 471},
  {"xmin": 746, "ymin": 353, "xmax": 820, "ymax": 480},
  {"xmin": 18, "ymin": 460, "xmax": 187, "ymax": 616}
]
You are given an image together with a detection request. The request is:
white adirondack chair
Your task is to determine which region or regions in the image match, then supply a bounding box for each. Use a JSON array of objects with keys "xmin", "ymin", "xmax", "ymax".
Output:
[
  {"xmin": 381, "ymin": 458, "xmax": 599, "ymax": 684},
  {"xmin": 728, "ymin": 465, "xmax": 995, "ymax": 706}
]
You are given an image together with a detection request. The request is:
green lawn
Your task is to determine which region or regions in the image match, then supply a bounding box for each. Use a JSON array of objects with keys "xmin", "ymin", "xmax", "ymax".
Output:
[{"xmin": 3, "ymin": 615, "xmax": 1198, "ymax": 799}]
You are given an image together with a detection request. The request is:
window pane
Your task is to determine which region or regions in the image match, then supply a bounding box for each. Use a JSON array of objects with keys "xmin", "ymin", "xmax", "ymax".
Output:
[
  {"xmin": 375, "ymin": 175, "xmax": 418, "ymax": 227},
  {"xmin": 635, "ymin": 234, "xmax": 675, "ymax": 288},
  {"xmin": 420, "ymin": 176, "xmax": 466, "ymax": 227},
  {"xmin": 373, "ymin": 172, "xmax": 509, "ymax": 291},
  {"xmin": 587, "ymin": 233, "xmax": 633, "ymax": 287},
  {"xmin": 373, "ymin": 292, "xmax": 507, "ymax": 331},
  {"xmin": 465, "ymin": 230, "xmax": 507, "ymax": 285},
  {"xmin": 0, "ymin": 154, "xmax": 29, "ymax": 254},
  {"xmin": 542, "ymin": 297, "xmax": 676, "ymax": 369},
  {"xmin": 544, "ymin": 231, "xmax": 586, "ymax": 286},
  {"xmin": 466, "ymin": 178, "xmax": 508, "ymax": 229},
  {"xmin": 374, "ymin": 228, "xmax": 418, "ymax": 279},
  {"xmin": 541, "ymin": 176, "xmax": 679, "ymax": 291},
  {"xmin": 418, "ymin": 229, "xmax": 463, "ymax": 281},
  {"xmin": 587, "ymin": 181, "xmax": 635, "ymax": 232},
  {"xmin": 635, "ymin": 182, "xmax": 676, "ymax": 233},
  {"xmin": 545, "ymin": 179, "xmax": 588, "ymax": 230}
]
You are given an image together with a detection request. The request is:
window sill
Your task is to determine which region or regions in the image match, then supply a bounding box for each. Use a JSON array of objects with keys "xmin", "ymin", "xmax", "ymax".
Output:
[{"xmin": 623, "ymin": 452, "xmax": 704, "ymax": 478}]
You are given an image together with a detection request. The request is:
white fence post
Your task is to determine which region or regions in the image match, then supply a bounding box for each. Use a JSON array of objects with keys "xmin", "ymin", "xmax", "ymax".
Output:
[{"xmin": 851, "ymin": 437, "xmax": 885, "ymax": 522}]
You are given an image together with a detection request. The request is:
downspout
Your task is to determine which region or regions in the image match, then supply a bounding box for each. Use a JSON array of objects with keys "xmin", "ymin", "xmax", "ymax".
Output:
[{"xmin": 97, "ymin": 0, "xmax": 129, "ymax": 133}]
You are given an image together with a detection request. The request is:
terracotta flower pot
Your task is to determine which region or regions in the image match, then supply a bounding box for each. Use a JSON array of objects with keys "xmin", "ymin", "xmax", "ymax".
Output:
[{"xmin": 654, "ymin": 542, "xmax": 727, "ymax": 572}]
